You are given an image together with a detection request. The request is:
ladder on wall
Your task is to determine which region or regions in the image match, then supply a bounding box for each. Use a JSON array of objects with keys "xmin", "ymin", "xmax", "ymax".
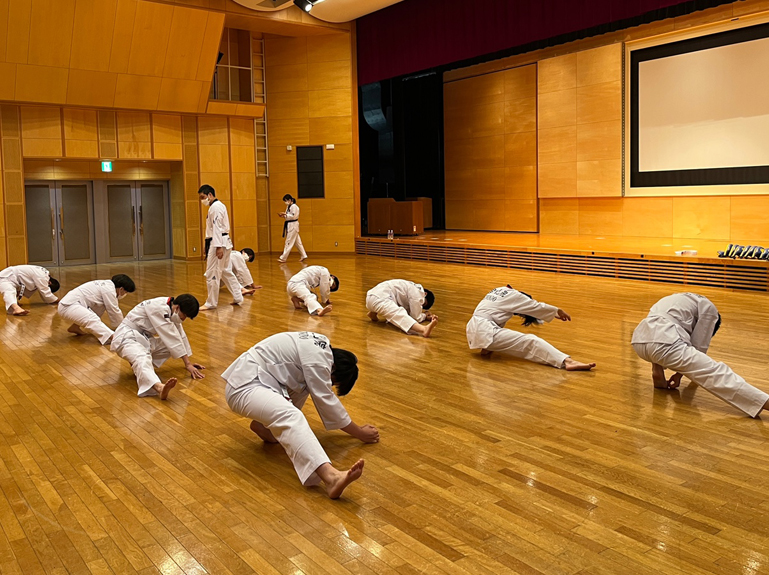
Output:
[{"xmin": 253, "ymin": 36, "xmax": 269, "ymax": 177}]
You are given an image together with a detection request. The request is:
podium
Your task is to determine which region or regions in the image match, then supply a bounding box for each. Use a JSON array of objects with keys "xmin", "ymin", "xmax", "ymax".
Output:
[{"xmin": 366, "ymin": 198, "xmax": 424, "ymax": 236}]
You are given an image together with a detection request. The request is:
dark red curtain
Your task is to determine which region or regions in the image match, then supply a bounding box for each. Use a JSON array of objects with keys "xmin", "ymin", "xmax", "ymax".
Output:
[{"xmin": 357, "ymin": 0, "xmax": 740, "ymax": 85}]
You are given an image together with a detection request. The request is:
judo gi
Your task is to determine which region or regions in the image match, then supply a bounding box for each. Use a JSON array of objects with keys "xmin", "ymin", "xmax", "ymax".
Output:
[
  {"xmin": 466, "ymin": 286, "xmax": 569, "ymax": 367},
  {"xmin": 287, "ymin": 266, "xmax": 333, "ymax": 315},
  {"xmin": 222, "ymin": 332, "xmax": 352, "ymax": 486},
  {"xmin": 58, "ymin": 279, "xmax": 124, "ymax": 344},
  {"xmin": 632, "ymin": 293, "xmax": 769, "ymax": 417},
  {"xmin": 0, "ymin": 265, "xmax": 57, "ymax": 311},
  {"xmin": 366, "ymin": 279, "xmax": 427, "ymax": 333},
  {"xmin": 278, "ymin": 203, "xmax": 308, "ymax": 262},
  {"xmin": 203, "ymin": 199, "xmax": 242, "ymax": 308},
  {"xmin": 110, "ymin": 297, "xmax": 193, "ymax": 396}
]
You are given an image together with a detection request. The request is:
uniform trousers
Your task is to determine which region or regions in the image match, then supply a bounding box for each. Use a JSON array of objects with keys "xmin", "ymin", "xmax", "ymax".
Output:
[
  {"xmin": 279, "ymin": 223, "xmax": 307, "ymax": 262},
  {"xmin": 287, "ymin": 281, "xmax": 322, "ymax": 315},
  {"xmin": 58, "ymin": 302, "xmax": 113, "ymax": 344},
  {"xmin": 365, "ymin": 294, "xmax": 417, "ymax": 333},
  {"xmin": 205, "ymin": 244, "xmax": 242, "ymax": 308},
  {"xmin": 111, "ymin": 325, "xmax": 173, "ymax": 396}
]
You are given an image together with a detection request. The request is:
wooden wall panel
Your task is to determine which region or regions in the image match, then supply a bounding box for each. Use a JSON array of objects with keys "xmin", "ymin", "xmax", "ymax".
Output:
[
  {"xmin": 1, "ymin": 105, "xmax": 26, "ymax": 264},
  {"xmin": 152, "ymin": 114, "xmax": 183, "ymax": 160},
  {"xmin": 20, "ymin": 106, "xmax": 63, "ymax": 157},
  {"xmin": 182, "ymin": 115, "xmax": 201, "ymax": 259},
  {"xmin": 63, "ymin": 108, "xmax": 98, "ymax": 158},
  {"xmin": 444, "ymin": 63, "xmax": 537, "ymax": 231},
  {"xmin": 117, "ymin": 111, "xmax": 152, "ymax": 158}
]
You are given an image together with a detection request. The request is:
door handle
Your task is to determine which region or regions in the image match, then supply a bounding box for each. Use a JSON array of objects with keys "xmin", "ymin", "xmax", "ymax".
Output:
[
  {"xmin": 51, "ymin": 208, "xmax": 55, "ymax": 239},
  {"xmin": 139, "ymin": 205, "xmax": 143, "ymax": 237},
  {"xmin": 59, "ymin": 208, "xmax": 64, "ymax": 239}
]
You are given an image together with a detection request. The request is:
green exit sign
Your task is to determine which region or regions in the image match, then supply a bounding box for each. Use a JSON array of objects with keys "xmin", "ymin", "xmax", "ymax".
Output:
[{"xmin": 101, "ymin": 161, "xmax": 113, "ymax": 173}]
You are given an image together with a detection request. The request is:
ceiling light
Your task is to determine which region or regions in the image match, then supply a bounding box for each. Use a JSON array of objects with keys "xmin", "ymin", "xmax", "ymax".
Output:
[{"xmin": 294, "ymin": 0, "xmax": 312, "ymax": 11}]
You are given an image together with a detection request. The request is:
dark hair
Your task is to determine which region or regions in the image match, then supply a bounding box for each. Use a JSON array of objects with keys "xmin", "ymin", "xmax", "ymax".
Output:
[
  {"xmin": 198, "ymin": 184, "xmax": 216, "ymax": 197},
  {"xmin": 423, "ymin": 288, "xmax": 435, "ymax": 310},
  {"xmin": 49, "ymin": 277, "xmax": 60, "ymax": 293},
  {"xmin": 713, "ymin": 313, "xmax": 722, "ymax": 336},
  {"xmin": 172, "ymin": 294, "xmax": 200, "ymax": 319},
  {"xmin": 282, "ymin": 194, "xmax": 295, "ymax": 204},
  {"xmin": 111, "ymin": 274, "xmax": 135, "ymax": 292},
  {"xmin": 242, "ymin": 247, "xmax": 255, "ymax": 262},
  {"xmin": 516, "ymin": 290, "xmax": 539, "ymax": 327},
  {"xmin": 331, "ymin": 348, "xmax": 358, "ymax": 396},
  {"xmin": 330, "ymin": 275, "xmax": 340, "ymax": 292}
]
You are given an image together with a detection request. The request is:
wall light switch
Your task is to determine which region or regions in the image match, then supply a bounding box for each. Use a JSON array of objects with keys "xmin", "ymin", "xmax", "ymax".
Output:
[
  {"xmin": 287, "ymin": 145, "xmax": 292, "ymax": 151},
  {"xmin": 325, "ymin": 144, "xmax": 335, "ymax": 150}
]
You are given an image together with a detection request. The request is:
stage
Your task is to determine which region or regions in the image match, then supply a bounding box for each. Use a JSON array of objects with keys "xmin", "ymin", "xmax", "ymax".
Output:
[{"xmin": 356, "ymin": 231, "xmax": 769, "ymax": 291}]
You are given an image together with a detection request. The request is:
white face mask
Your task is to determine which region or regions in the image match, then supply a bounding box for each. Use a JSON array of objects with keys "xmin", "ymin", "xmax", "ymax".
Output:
[
  {"xmin": 118, "ymin": 292, "xmax": 128, "ymax": 300},
  {"xmin": 201, "ymin": 198, "xmax": 210, "ymax": 207},
  {"xmin": 170, "ymin": 312, "xmax": 183, "ymax": 325}
]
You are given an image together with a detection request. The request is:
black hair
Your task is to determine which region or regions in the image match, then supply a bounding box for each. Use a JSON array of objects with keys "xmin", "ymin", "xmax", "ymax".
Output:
[
  {"xmin": 713, "ymin": 313, "xmax": 722, "ymax": 336},
  {"xmin": 242, "ymin": 247, "xmax": 255, "ymax": 262},
  {"xmin": 111, "ymin": 274, "xmax": 135, "ymax": 293},
  {"xmin": 172, "ymin": 294, "xmax": 200, "ymax": 319},
  {"xmin": 330, "ymin": 275, "xmax": 340, "ymax": 292},
  {"xmin": 423, "ymin": 288, "xmax": 435, "ymax": 310},
  {"xmin": 198, "ymin": 184, "xmax": 216, "ymax": 197},
  {"xmin": 282, "ymin": 194, "xmax": 296, "ymax": 204},
  {"xmin": 49, "ymin": 277, "xmax": 60, "ymax": 293},
  {"xmin": 331, "ymin": 348, "xmax": 358, "ymax": 396},
  {"xmin": 516, "ymin": 290, "xmax": 539, "ymax": 327}
]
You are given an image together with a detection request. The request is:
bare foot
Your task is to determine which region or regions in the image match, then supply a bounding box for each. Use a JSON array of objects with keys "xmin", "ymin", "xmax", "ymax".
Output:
[
  {"xmin": 10, "ymin": 304, "xmax": 29, "ymax": 316},
  {"xmin": 152, "ymin": 378, "xmax": 177, "ymax": 400},
  {"xmin": 421, "ymin": 316, "xmax": 438, "ymax": 338},
  {"xmin": 230, "ymin": 300, "xmax": 242, "ymax": 306},
  {"xmin": 324, "ymin": 460, "xmax": 365, "ymax": 500},
  {"xmin": 67, "ymin": 324, "xmax": 87, "ymax": 335},
  {"xmin": 199, "ymin": 305, "xmax": 215, "ymax": 311},
  {"xmin": 317, "ymin": 305, "xmax": 333, "ymax": 317},
  {"xmin": 241, "ymin": 288, "xmax": 256, "ymax": 296},
  {"xmin": 249, "ymin": 420, "xmax": 278, "ymax": 443},
  {"xmin": 480, "ymin": 349, "xmax": 493, "ymax": 357},
  {"xmin": 563, "ymin": 358, "xmax": 596, "ymax": 371},
  {"xmin": 291, "ymin": 296, "xmax": 303, "ymax": 310},
  {"xmin": 367, "ymin": 311, "xmax": 379, "ymax": 322},
  {"xmin": 652, "ymin": 364, "xmax": 668, "ymax": 388}
]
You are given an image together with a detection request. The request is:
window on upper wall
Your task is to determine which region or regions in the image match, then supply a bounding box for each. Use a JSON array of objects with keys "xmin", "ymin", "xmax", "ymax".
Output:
[
  {"xmin": 296, "ymin": 146, "xmax": 325, "ymax": 199},
  {"xmin": 210, "ymin": 28, "xmax": 253, "ymax": 102}
]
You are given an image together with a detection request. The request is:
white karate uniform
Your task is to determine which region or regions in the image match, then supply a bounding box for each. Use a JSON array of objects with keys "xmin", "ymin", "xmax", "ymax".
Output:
[
  {"xmin": 222, "ymin": 332, "xmax": 351, "ymax": 486},
  {"xmin": 58, "ymin": 280, "xmax": 123, "ymax": 344},
  {"xmin": 278, "ymin": 204, "xmax": 308, "ymax": 262},
  {"xmin": 632, "ymin": 293, "xmax": 769, "ymax": 417},
  {"xmin": 203, "ymin": 199, "xmax": 242, "ymax": 308},
  {"xmin": 366, "ymin": 279, "xmax": 427, "ymax": 333},
  {"xmin": 0, "ymin": 265, "xmax": 57, "ymax": 311},
  {"xmin": 287, "ymin": 266, "xmax": 333, "ymax": 315},
  {"xmin": 229, "ymin": 250, "xmax": 253, "ymax": 288},
  {"xmin": 466, "ymin": 287, "xmax": 568, "ymax": 368},
  {"xmin": 110, "ymin": 297, "xmax": 193, "ymax": 396}
]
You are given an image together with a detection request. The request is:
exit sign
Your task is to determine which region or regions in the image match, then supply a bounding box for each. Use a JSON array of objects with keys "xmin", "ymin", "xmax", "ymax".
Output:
[{"xmin": 101, "ymin": 161, "xmax": 113, "ymax": 173}]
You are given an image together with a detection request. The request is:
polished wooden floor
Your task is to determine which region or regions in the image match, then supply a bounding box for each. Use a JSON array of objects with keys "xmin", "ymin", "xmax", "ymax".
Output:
[{"xmin": 2, "ymin": 254, "xmax": 769, "ymax": 575}]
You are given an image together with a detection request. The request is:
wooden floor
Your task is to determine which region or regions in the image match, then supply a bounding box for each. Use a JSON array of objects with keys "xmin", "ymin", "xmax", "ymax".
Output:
[{"xmin": 3, "ymin": 254, "xmax": 769, "ymax": 575}]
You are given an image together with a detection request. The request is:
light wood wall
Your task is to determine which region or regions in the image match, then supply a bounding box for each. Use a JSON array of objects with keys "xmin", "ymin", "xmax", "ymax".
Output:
[
  {"xmin": 265, "ymin": 32, "xmax": 356, "ymax": 252},
  {"xmin": 444, "ymin": 65, "xmax": 538, "ymax": 232}
]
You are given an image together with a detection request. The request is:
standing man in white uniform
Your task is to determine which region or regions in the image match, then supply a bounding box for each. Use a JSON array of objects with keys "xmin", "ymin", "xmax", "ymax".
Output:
[
  {"xmin": 366, "ymin": 279, "xmax": 438, "ymax": 337},
  {"xmin": 466, "ymin": 285, "xmax": 595, "ymax": 370},
  {"xmin": 111, "ymin": 294, "xmax": 205, "ymax": 399},
  {"xmin": 286, "ymin": 265, "xmax": 338, "ymax": 316},
  {"xmin": 199, "ymin": 185, "xmax": 243, "ymax": 310},
  {"xmin": 0, "ymin": 265, "xmax": 60, "ymax": 315},
  {"xmin": 222, "ymin": 331, "xmax": 379, "ymax": 499},
  {"xmin": 277, "ymin": 194, "xmax": 308, "ymax": 263},
  {"xmin": 58, "ymin": 274, "xmax": 135, "ymax": 344},
  {"xmin": 229, "ymin": 247, "xmax": 261, "ymax": 294},
  {"xmin": 632, "ymin": 292, "xmax": 769, "ymax": 417}
]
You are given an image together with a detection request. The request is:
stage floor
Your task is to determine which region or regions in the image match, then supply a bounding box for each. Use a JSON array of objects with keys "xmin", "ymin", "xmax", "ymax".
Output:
[
  {"xmin": 3, "ymin": 254, "xmax": 769, "ymax": 574},
  {"xmin": 371, "ymin": 230, "xmax": 734, "ymax": 259}
]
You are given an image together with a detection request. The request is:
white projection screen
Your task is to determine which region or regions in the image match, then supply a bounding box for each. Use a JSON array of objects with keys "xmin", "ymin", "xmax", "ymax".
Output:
[{"xmin": 630, "ymin": 22, "xmax": 769, "ymax": 188}]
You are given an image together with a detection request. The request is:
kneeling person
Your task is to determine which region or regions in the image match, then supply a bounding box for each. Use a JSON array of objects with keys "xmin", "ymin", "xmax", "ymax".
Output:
[
  {"xmin": 632, "ymin": 292, "xmax": 769, "ymax": 417},
  {"xmin": 222, "ymin": 332, "xmax": 378, "ymax": 499},
  {"xmin": 466, "ymin": 285, "xmax": 595, "ymax": 370},
  {"xmin": 287, "ymin": 265, "xmax": 338, "ymax": 316},
  {"xmin": 229, "ymin": 247, "xmax": 261, "ymax": 294},
  {"xmin": 58, "ymin": 274, "xmax": 135, "ymax": 344},
  {"xmin": 0, "ymin": 265, "xmax": 60, "ymax": 315},
  {"xmin": 111, "ymin": 294, "xmax": 205, "ymax": 399},
  {"xmin": 366, "ymin": 279, "xmax": 437, "ymax": 337}
]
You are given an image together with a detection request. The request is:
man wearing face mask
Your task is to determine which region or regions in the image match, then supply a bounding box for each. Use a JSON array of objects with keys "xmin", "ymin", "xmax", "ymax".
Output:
[
  {"xmin": 199, "ymin": 184, "xmax": 243, "ymax": 310},
  {"xmin": 58, "ymin": 274, "xmax": 136, "ymax": 345},
  {"xmin": 110, "ymin": 294, "xmax": 205, "ymax": 399}
]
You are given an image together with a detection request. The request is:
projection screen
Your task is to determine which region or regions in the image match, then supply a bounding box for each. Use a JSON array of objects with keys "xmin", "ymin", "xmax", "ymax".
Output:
[{"xmin": 630, "ymin": 22, "xmax": 769, "ymax": 187}]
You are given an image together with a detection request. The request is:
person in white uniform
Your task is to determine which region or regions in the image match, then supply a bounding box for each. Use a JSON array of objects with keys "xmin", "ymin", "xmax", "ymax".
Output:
[
  {"xmin": 198, "ymin": 185, "xmax": 243, "ymax": 310},
  {"xmin": 110, "ymin": 294, "xmax": 205, "ymax": 400},
  {"xmin": 0, "ymin": 265, "xmax": 60, "ymax": 315},
  {"xmin": 632, "ymin": 292, "xmax": 769, "ymax": 417},
  {"xmin": 222, "ymin": 331, "xmax": 379, "ymax": 499},
  {"xmin": 286, "ymin": 265, "xmax": 338, "ymax": 316},
  {"xmin": 366, "ymin": 279, "xmax": 438, "ymax": 337},
  {"xmin": 466, "ymin": 285, "xmax": 595, "ymax": 370},
  {"xmin": 277, "ymin": 194, "xmax": 308, "ymax": 263},
  {"xmin": 58, "ymin": 274, "xmax": 135, "ymax": 345},
  {"xmin": 229, "ymin": 247, "xmax": 261, "ymax": 295}
]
